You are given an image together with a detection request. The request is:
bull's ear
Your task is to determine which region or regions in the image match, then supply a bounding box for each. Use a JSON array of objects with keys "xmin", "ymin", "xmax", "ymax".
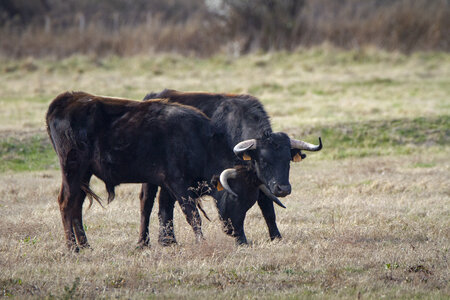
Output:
[
  {"xmin": 291, "ymin": 149, "xmax": 306, "ymax": 162},
  {"xmin": 233, "ymin": 139, "xmax": 256, "ymax": 161},
  {"xmin": 238, "ymin": 150, "xmax": 255, "ymax": 161},
  {"xmin": 243, "ymin": 153, "xmax": 251, "ymax": 161},
  {"xmin": 211, "ymin": 174, "xmax": 225, "ymax": 191}
]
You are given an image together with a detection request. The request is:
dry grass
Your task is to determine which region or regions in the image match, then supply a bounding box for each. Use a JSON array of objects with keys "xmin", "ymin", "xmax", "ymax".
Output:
[
  {"xmin": 0, "ymin": 153, "xmax": 448, "ymax": 298},
  {"xmin": 0, "ymin": 49, "xmax": 449, "ymax": 298}
]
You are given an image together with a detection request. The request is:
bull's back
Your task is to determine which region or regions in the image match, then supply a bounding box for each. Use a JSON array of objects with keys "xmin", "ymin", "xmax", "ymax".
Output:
[
  {"xmin": 47, "ymin": 91, "xmax": 213, "ymax": 184},
  {"xmin": 146, "ymin": 90, "xmax": 272, "ymax": 146},
  {"xmin": 146, "ymin": 89, "xmax": 230, "ymax": 118}
]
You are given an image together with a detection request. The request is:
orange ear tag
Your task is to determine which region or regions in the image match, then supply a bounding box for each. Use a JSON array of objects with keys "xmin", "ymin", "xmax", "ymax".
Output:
[
  {"xmin": 216, "ymin": 181, "xmax": 224, "ymax": 191},
  {"xmin": 243, "ymin": 153, "xmax": 251, "ymax": 161},
  {"xmin": 293, "ymin": 153, "xmax": 302, "ymax": 162}
]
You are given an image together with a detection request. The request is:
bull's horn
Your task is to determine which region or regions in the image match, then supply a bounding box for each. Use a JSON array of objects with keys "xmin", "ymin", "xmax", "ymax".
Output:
[
  {"xmin": 219, "ymin": 168, "xmax": 238, "ymax": 197},
  {"xmin": 290, "ymin": 137, "xmax": 322, "ymax": 151},
  {"xmin": 233, "ymin": 139, "xmax": 257, "ymax": 156},
  {"xmin": 259, "ymin": 184, "xmax": 286, "ymax": 209}
]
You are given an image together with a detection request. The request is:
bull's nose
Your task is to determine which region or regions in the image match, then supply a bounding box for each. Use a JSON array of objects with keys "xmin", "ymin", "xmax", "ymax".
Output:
[{"xmin": 273, "ymin": 184, "xmax": 291, "ymax": 197}]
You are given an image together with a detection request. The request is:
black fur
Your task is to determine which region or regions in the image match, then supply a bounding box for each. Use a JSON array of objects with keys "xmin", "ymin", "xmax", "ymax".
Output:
[
  {"xmin": 46, "ymin": 91, "xmax": 227, "ymax": 251},
  {"xmin": 141, "ymin": 89, "xmax": 303, "ymax": 245}
]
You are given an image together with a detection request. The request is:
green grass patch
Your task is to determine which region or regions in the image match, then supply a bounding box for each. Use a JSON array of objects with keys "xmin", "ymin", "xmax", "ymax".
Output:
[
  {"xmin": 412, "ymin": 162, "xmax": 437, "ymax": 168},
  {"xmin": 0, "ymin": 134, "xmax": 57, "ymax": 172},
  {"xmin": 289, "ymin": 115, "xmax": 450, "ymax": 159},
  {"xmin": 344, "ymin": 77, "xmax": 401, "ymax": 87}
]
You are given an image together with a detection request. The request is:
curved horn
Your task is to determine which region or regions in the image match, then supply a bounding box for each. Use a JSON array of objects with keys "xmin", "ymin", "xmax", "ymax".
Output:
[
  {"xmin": 290, "ymin": 137, "xmax": 322, "ymax": 151},
  {"xmin": 259, "ymin": 185, "xmax": 286, "ymax": 209},
  {"xmin": 233, "ymin": 139, "xmax": 257, "ymax": 156},
  {"xmin": 219, "ymin": 168, "xmax": 238, "ymax": 197}
]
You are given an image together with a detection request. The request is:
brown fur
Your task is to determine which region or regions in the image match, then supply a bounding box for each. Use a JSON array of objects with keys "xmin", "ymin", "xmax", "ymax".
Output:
[{"xmin": 47, "ymin": 91, "xmax": 220, "ymax": 251}]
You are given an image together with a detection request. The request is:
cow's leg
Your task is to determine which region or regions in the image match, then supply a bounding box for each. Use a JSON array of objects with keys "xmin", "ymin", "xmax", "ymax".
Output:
[
  {"xmin": 179, "ymin": 194, "xmax": 203, "ymax": 242},
  {"xmin": 137, "ymin": 183, "xmax": 158, "ymax": 248},
  {"xmin": 158, "ymin": 188, "xmax": 177, "ymax": 246},
  {"xmin": 232, "ymin": 216, "xmax": 248, "ymax": 245},
  {"xmin": 226, "ymin": 204, "xmax": 248, "ymax": 245},
  {"xmin": 71, "ymin": 173, "xmax": 93, "ymax": 249},
  {"xmin": 72, "ymin": 191, "xmax": 89, "ymax": 249},
  {"xmin": 257, "ymin": 192, "xmax": 282, "ymax": 240},
  {"xmin": 58, "ymin": 178, "xmax": 89, "ymax": 252},
  {"xmin": 166, "ymin": 183, "xmax": 203, "ymax": 242},
  {"xmin": 58, "ymin": 182, "xmax": 78, "ymax": 252}
]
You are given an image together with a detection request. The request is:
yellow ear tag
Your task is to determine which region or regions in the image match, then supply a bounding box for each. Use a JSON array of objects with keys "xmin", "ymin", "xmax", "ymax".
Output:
[
  {"xmin": 216, "ymin": 181, "xmax": 224, "ymax": 191},
  {"xmin": 293, "ymin": 153, "xmax": 302, "ymax": 162},
  {"xmin": 243, "ymin": 153, "xmax": 251, "ymax": 161}
]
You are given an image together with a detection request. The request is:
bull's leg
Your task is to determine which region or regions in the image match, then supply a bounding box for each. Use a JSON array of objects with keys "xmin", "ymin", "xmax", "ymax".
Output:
[
  {"xmin": 232, "ymin": 217, "xmax": 248, "ymax": 245},
  {"xmin": 179, "ymin": 195, "xmax": 203, "ymax": 242},
  {"xmin": 58, "ymin": 183, "xmax": 78, "ymax": 252},
  {"xmin": 158, "ymin": 188, "xmax": 177, "ymax": 246},
  {"xmin": 225, "ymin": 206, "xmax": 248, "ymax": 245},
  {"xmin": 72, "ymin": 174, "xmax": 93, "ymax": 249},
  {"xmin": 222, "ymin": 218, "xmax": 234, "ymax": 236},
  {"xmin": 58, "ymin": 178, "xmax": 90, "ymax": 252},
  {"xmin": 167, "ymin": 183, "xmax": 203, "ymax": 242},
  {"xmin": 72, "ymin": 190, "xmax": 89, "ymax": 249},
  {"xmin": 257, "ymin": 192, "xmax": 282, "ymax": 240},
  {"xmin": 137, "ymin": 183, "xmax": 158, "ymax": 248}
]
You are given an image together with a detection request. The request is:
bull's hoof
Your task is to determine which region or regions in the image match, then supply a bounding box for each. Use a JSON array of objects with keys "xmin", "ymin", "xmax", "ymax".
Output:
[
  {"xmin": 158, "ymin": 237, "xmax": 177, "ymax": 247},
  {"xmin": 235, "ymin": 236, "xmax": 248, "ymax": 246},
  {"xmin": 67, "ymin": 245, "xmax": 80, "ymax": 253},
  {"xmin": 136, "ymin": 240, "xmax": 151, "ymax": 250},
  {"xmin": 270, "ymin": 233, "xmax": 282, "ymax": 241},
  {"xmin": 79, "ymin": 242, "xmax": 92, "ymax": 250}
]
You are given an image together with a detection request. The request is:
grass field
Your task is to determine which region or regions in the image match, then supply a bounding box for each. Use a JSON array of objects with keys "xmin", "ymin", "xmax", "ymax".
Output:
[{"xmin": 0, "ymin": 47, "xmax": 449, "ymax": 298}]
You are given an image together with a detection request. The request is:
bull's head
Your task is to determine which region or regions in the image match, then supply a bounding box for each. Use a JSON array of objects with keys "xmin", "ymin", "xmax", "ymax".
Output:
[
  {"xmin": 220, "ymin": 132, "xmax": 322, "ymax": 198},
  {"xmin": 212, "ymin": 165, "xmax": 284, "ymax": 244}
]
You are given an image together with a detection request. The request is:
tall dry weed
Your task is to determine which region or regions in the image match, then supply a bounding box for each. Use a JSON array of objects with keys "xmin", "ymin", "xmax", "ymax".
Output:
[{"xmin": 0, "ymin": 0, "xmax": 448, "ymax": 58}]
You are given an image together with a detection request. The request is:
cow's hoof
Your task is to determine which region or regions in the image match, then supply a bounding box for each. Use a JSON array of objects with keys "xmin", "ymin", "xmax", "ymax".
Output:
[
  {"xmin": 235, "ymin": 237, "xmax": 248, "ymax": 246},
  {"xmin": 68, "ymin": 245, "xmax": 80, "ymax": 253},
  {"xmin": 136, "ymin": 241, "xmax": 151, "ymax": 250},
  {"xmin": 270, "ymin": 234, "xmax": 282, "ymax": 241},
  {"xmin": 158, "ymin": 237, "xmax": 177, "ymax": 247},
  {"xmin": 79, "ymin": 243, "xmax": 92, "ymax": 250}
]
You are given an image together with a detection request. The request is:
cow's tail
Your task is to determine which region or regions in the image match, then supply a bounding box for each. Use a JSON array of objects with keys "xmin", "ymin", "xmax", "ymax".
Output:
[
  {"xmin": 81, "ymin": 183, "xmax": 104, "ymax": 209},
  {"xmin": 106, "ymin": 184, "xmax": 116, "ymax": 204}
]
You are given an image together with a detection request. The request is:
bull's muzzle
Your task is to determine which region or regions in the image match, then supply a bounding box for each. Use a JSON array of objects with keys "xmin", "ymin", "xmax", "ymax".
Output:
[{"xmin": 272, "ymin": 184, "xmax": 291, "ymax": 197}]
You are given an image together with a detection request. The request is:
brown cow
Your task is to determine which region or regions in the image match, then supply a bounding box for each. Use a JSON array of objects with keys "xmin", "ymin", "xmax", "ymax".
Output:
[{"xmin": 46, "ymin": 91, "xmax": 231, "ymax": 251}]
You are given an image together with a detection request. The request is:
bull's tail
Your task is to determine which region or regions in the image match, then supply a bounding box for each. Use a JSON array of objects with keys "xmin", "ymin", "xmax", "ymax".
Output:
[
  {"xmin": 106, "ymin": 184, "xmax": 116, "ymax": 204},
  {"xmin": 81, "ymin": 183, "xmax": 104, "ymax": 209}
]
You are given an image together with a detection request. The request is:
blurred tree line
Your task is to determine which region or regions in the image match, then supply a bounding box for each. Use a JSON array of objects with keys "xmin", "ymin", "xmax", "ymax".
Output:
[{"xmin": 0, "ymin": 0, "xmax": 448, "ymax": 57}]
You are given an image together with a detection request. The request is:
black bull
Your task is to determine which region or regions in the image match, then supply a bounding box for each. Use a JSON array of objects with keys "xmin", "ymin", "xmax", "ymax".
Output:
[
  {"xmin": 46, "ymin": 91, "xmax": 239, "ymax": 251},
  {"xmin": 142, "ymin": 89, "xmax": 322, "ymax": 245}
]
